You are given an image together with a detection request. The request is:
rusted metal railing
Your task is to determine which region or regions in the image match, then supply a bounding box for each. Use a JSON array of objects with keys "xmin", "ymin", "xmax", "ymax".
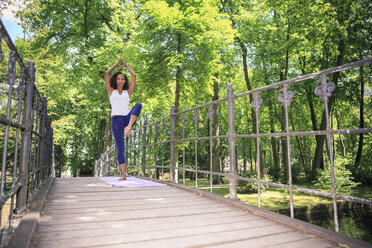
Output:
[
  {"xmin": 0, "ymin": 19, "xmax": 54, "ymax": 245},
  {"xmin": 96, "ymin": 57, "xmax": 372, "ymax": 234}
]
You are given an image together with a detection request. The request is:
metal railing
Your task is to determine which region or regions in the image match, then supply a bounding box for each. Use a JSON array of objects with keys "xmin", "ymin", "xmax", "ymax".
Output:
[
  {"xmin": 0, "ymin": 19, "xmax": 54, "ymax": 245},
  {"xmin": 95, "ymin": 58, "xmax": 372, "ymax": 234}
]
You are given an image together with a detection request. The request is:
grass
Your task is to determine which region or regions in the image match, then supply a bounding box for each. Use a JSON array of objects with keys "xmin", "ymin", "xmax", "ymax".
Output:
[
  {"xmin": 175, "ymin": 178, "xmax": 371, "ymax": 212},
  {"xmin": 238, "ymin": 187, "xmax": 332, "ymax": 211}
]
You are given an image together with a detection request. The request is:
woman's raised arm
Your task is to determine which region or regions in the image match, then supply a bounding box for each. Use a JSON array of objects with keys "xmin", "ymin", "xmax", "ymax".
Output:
[
  {"xmin": 121, "ymin": 59, "xmax": 136, "ymax": 97},
  {"xmin": 104, "ymin": 59, "xmax": 121, "ymax": 96}
]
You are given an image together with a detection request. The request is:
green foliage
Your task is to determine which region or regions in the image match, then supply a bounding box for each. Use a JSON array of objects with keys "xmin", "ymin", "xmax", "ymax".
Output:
[
  {"xmin": 351, "ymin": 140, "xmax": 372, "ymax": 185},
  {"xmin": 238, "ymin": 173, "xmax": 271, "ymax": 194},
  {"xmin": 313, "ymin": 158, "xmax": 361, "ymax": 195},
  {"xmin": 5, "ymin": 0, "xmax": 369, "ymax": 181}
]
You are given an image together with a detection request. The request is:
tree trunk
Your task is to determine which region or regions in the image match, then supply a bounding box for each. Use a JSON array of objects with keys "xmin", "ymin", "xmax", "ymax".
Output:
[
  {"xmin": 290, "ymin": 113, "xmax": 305, "ymax": 167},
  {"xmin": 310, "ymin": 39, "xmax": 345, "ymax": 181},
  {"xmin": 269, "ymin": 99, "xmax": 279, "ymax": 179},
  {"xmin": 238, "ymin": 39, "xmax": 263, "ymax": 176},
  {"xmin": 249, "ymin": 141, "xmax": 254, "ymax": 172},
  {"xmin": 354, "ymin": 65, "xmax": 364, "ymax": 166},
  {"xmin": 336, "ymin": 115, "xmax": 346, "ymax": 157},
  {"xmin": 302, "ymin": 60, "xmax": 325, "ymax": 180}
]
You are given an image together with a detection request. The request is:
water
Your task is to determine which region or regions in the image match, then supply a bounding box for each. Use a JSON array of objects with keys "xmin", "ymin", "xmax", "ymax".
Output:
[{"xmin": 275, "ymin": 201, "xmax": 372, "ymax": 243}]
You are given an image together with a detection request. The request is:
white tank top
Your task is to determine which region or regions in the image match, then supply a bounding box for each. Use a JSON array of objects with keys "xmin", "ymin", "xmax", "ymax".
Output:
[{"xmin": 110, "ymin": 90, "xmax": 130, "ymax": 116}]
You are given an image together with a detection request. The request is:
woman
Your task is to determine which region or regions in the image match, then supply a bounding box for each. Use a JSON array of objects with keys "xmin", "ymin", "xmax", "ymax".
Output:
[{"xmin": 105, "ymin": 58, "xmax": 142, "ymax": 180}]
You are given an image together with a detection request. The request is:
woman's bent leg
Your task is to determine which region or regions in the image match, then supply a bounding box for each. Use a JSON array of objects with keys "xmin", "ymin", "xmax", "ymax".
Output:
[{"xmin": 124, "ymin": 103, "xmax": 142, "ymax": 138}]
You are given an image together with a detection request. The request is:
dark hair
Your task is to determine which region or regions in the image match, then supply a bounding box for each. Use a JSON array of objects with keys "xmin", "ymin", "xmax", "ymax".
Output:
[{"xmin": 110, "ymin": 72, "xmax": 129, "ymax": 90}]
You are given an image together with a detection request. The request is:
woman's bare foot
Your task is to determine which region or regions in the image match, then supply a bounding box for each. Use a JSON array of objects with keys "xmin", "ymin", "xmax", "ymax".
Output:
[
  {"xmin": 124, "ymin": 126, "xmax": 131, "ymax": 138},
  {"xmin": 118, "ymin": 176, "xmax": 127, "ymax": 180}
]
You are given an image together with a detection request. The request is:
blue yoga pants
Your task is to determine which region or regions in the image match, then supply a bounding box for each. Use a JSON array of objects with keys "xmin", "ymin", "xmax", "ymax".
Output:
[{"xmin": 111, "ymin": 103, "xmax": 142, "ymax": 164}]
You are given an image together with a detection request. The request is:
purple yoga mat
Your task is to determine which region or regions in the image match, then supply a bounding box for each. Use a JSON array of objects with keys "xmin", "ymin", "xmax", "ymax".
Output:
[{"xmin": 99, "ymin": 177, "xmax": 166, "ymax": 187}]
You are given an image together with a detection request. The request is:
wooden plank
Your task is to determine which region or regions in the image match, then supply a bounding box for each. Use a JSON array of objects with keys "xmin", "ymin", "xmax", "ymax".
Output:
[
  {"xmin": 37, "ymin": 211, "xmax": 250, "ymax": 233},
  {"xmin": 36, "ymin": 223, "xmax": 289, "ymax": 248},
  {"xmin": 32, "ymin": 178, "xmax": 340, "ymax": 248},
  {"xmin": 38, "ymin": 215, "xmax": 271, "ymax": 241},
  {"xmin": 205, "ymin": 231, "xmax": 333, "ymax": 248}
]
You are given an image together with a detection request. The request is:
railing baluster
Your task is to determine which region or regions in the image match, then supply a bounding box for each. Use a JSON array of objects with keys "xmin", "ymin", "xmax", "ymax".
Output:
[
  {"xmin": 227, "ymin": 84, "xmax": 238, "ymax": 200},
  {"xmin": 161, "ymin": 120, "xmax": 165, "ymax": 179},
  {"xmin": 126, "ymin": 136, "xmax": 129, "ymax": 173},
  {"xmin": 138, "ymin": 129, "xmax": 141, "ymax": 175},
  {"xmin": 193, "ymin": 110, "xmax": 200, "ymax": 188},
  {"xmin": 279, "ymin": 85, "xmax": 294, "ymax": 217},
  {"xmin": 170, "ymin": 106, "xmax": 176, "ymax": 183},
  {"xmin": 128, "ymin": 132, "xmax": 132, "ymax": 174},
  {"xmin": 208, "ymin": 105, "xmax": 214, "ymax": 193},
  {"xmin": 315, "ymin": 75, "xmax": 338, "ymax": 232},
  {"xmin": 181, "ymin": 113, "xmax": 186, "ymax": 186},
  {"xmin": 142, "ymin": 122, "xmax": 147, "ymax": 177},
  {"xmin": 251, "ymin": 92, "xmax": 263, "ymax": 206},
  {"xmin": 30, "ymin": 96, "xmax": 39, "ymax": 194},
  {"xmin": 1, "ymin": 51, "xmax": 17, "ymax": 229},
  {"xmin": 133, "ymin": 130, "xmax": 136, "ymax": 175},
  {"xmin": 148, "ymin": 124, "xmax": 152, "ymax": 175},
  {"xmin": 154, "ymin": 122, "xmax": 159, "ymax": 179}
]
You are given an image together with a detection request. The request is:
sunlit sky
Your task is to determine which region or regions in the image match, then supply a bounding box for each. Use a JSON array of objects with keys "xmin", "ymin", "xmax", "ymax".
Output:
[
  {"xmin": 2, "ymin": 19, "xmax": 23, "ymax": 42},
  {"xmin": 1, "ymin": 0, "xmax": 25, "ymax": 42}
]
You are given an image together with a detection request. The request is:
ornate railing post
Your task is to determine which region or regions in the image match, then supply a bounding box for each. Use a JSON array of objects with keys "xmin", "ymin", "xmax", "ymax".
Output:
[
  {"xmin": 141, "ymin": 121, "xmax": 147, "ymax": 177},
  {"xmin": 278, "ymin": 85, "xmax": 294, "ymax": 217},
  {"xmin": 315, "ymin": 74, "xmax": 338, "ymax": 232},
  {"xmin": 16, "ymin": 61, "xmax": 36, "ymax": 212},
  {"xmin": 170, "ymin": 106, "xmax": 176, "ymax": 183},
  {"xmin": 227, "ymin": 84, "xmax": 238, "ymax": 200}
]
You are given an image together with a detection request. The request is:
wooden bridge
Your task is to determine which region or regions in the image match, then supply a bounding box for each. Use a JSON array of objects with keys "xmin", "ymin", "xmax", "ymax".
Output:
[{"xmin": 7, "ymin": 177, "xmax": 370, "ymax": 248}]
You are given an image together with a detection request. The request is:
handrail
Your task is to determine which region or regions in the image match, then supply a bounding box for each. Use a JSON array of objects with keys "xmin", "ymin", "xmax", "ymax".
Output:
[{"xmin": 0, "ymin": 19, "xmax": 55, "ymax": 246}]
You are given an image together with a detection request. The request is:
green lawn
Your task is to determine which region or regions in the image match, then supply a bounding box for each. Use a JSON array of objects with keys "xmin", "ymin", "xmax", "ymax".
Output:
[{"xmin": 176, "ymin": 178, "xmax": 371, "ymax": 211}]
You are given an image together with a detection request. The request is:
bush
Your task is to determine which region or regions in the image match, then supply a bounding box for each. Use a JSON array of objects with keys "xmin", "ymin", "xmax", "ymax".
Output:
[
  {"xmin": 352, "ymin": 160, "xmax": 372, "ymax": 185},
  {"xmin": 267, "ymin": 165, "xmax": 281, "ymax": 181},
  {"xmin": 349, "ymin": 148, "xmax": 372, "ymax": 185},
  {"xmin": 238, "ymin": 173, "xmax": 270, "ymax": 194},
  {"xmin": 313, "ymin": 157, "xmax": 360, "ymax": 195}
]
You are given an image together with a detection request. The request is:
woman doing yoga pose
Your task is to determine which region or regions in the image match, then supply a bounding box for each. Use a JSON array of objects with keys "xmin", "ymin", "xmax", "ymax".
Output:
[{"xmin": 105, "ymin": 58, "xmax": 142, "ymax": 180}]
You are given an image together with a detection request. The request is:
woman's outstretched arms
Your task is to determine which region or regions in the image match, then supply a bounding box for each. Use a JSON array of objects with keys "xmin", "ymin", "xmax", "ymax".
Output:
[
  {"xmin": 121, "ymin": 59, "xmax": 136, "ymax": 97},
  {"xmin": 105, "ymin": 59, "xmax": 121, "ymax": 96}
]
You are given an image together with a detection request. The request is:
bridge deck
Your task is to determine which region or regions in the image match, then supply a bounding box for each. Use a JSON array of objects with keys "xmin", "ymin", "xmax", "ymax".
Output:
[{"xmin": 33, "ymin": 177, "xmax": 341, "ymax": 248}]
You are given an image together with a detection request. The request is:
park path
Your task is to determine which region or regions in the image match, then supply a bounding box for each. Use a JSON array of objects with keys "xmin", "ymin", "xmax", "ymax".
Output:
[{"xmin": 32, "ymin": 177, "xmax": 341, "ymax": 248}]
